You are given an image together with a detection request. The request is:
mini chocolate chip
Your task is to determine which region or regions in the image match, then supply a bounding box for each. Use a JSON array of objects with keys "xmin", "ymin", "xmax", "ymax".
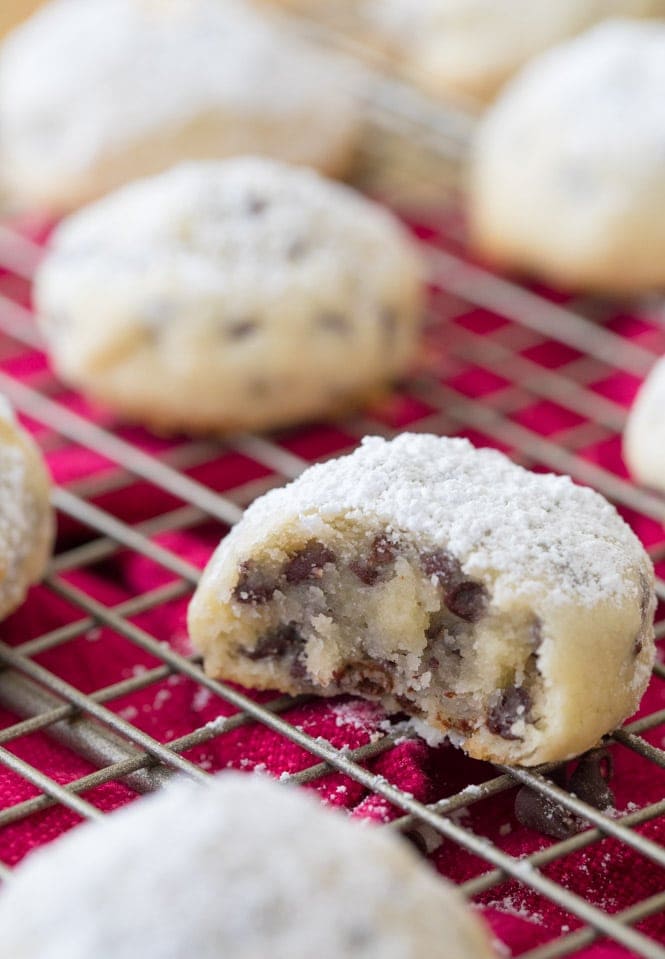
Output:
[
  {"xmin": 370, "ymin": 533, "xmax": 397, "ymax": 565},
  {"xmin": 514, "ymin": 785, "xmax": 581, "ymax": 840},
  {"xmin": 247, "ymin": 196, "xmax": 268, "ymax": 215},
  {"xmin": 232, "ymin": 561, "xmax": 276, "ymax": 605},
  {"xmin": 318, "ymin": 312, "xmax": 350, "ymax": 335},
  {"xmin": 514, "ymin": 753, "xmax": 614, "ymax": 839},
  {"xmin": 420, "ymin": 549, "xmax": 462, "ymax": 587},
  {"xmin": 568, "ymin": 751, "xmax": 615, "ymax": 810},
  {"xmin": 350, "ymin": 532, "xmax": 398, "ymax": 585},
  {"xmin": 349, "ymin": 560, "xmax": 379, "ymax": 586},
  {"xmin": 487, "ymin": 686, "xmax": 532, "ymax": 740},
  {"xmin": 420, "ymin": 551, "xmax": 488, "ymax": 622},
  {"xmin": 284, "ymin": 541, "xmax": 336, "ymax": 584},
  {"xmin": 226, "ymin": 319, "xmax": 259, "ymax": 340},
  {"xmin": 241, "ymin": 623, "xmax": 304, "ymax": 661},
  {"xmin": 446, "ymin": 581, "xmax": 488, "ymax": 623},
  {"xmin": 336, "ymin": 660, "xmax": 393, "ymax": 697}
]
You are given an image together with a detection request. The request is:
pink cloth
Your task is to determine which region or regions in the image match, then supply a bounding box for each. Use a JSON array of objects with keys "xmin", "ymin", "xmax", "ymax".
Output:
[{"xmin": 0, "ymin": 215, "xmax": 663, "ymax": 957}]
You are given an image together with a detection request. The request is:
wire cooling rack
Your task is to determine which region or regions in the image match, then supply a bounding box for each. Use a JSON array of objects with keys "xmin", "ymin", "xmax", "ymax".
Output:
[{"xmin": 0, "ymin": 48, "xmax": 664, "ymax": 959}]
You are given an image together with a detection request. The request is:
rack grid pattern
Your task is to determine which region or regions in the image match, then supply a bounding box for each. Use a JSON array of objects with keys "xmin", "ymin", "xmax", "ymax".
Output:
[{"xmin": 0, "ymin": 115, "xmax": 664, "ymax": 959}]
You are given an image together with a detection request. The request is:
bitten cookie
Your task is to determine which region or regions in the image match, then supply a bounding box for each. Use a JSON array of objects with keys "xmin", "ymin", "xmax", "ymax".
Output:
[
  {"xmin": 188, "ymin": 434, "xmax": 655, "ymax": 766},
  {"xmin": 624, "ymin": 357, "xmax": 665, "ymax": 492},
  {"xmin": 469, "ymin": 19, "xmax": 665, "ymax": 293},
  {"xmin": 0, "ymin": 0, "xmax": 360, "ymax": 213},
  {"xmin": 35, "ymin": 158, "xmax": 423, "ymax": 435},
  {"xmin": 266, "ymin": 0, "xmax": 665, "ymax": 102},
  {"xmin": 0, "ymin": 773, "xmax": 496, "ymax": 959},
  {"xmin": 0, "ymin": 395, "xmax": 52, "ymax": 619}
]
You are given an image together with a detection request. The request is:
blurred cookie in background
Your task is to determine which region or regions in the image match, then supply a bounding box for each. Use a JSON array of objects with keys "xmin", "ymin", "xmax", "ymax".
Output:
[
  {"xmin": 0, "ymin": 0, "xmax": 361, "ymax": 214},
  {"xmin": 469, "ymin": 19, "xmax": 665, "ymax": 293},
  {"xmin": 624, "ymin": 356, "xmax": 665, "ymax": 493},
  {"xmin": 263, "ymin": 0, "xmax": 665, "ymax": 103},
  {"xmin": 34, "ymin": 157, "xmax": 423, "ymax": 435},
  {"xmin": 0, "ymin": 773, "xmax": 497, "ymax": 959}
]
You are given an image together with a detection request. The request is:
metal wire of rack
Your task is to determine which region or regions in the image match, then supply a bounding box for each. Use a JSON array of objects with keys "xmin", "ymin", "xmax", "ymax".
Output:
[{"xmin": 0, "ymin": 43, "xmax": 664, "ymax": 959}]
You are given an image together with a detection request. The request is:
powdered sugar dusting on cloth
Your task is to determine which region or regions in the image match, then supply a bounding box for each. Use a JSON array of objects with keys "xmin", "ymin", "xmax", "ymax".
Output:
[
  {"xmin": 230, "ymin": 434, "xmax": 650, "ymax": 609},
  {"xmin": 0, "ymin": 772, "xmax": 494, "ymax": 959}
]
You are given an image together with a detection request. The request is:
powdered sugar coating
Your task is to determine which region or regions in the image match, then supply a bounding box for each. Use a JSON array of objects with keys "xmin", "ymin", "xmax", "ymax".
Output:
[
  {"xmin": 0, "ymin": 397, "xmax": 52, "ymax": 619},
  {"xmin": 35, "ymin": 158, "xmax": 422, "ymax": 434},
  {"xmin": 470, "ymin": 19, "xmax": 665, "ymax": 291},
  {"xmin": 223, "ymin": 434, "xmax": 648, "ymax": 611},
  {"xmin": 0, "ymin": 0, "xmax": 360, "ymax": 211},
  {"xmin": 0, "ymin": 773, "xmax": 494, "ymax": 959}
]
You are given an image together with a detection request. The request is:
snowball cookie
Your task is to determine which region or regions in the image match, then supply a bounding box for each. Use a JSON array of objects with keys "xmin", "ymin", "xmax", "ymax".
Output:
[
  {"xmin": 0, "ymin": 396, "xmax": 52, "ymax": 619},
  {"xmin": 0, "ymin": 773, "xmax": 496, "ymax": 959},
  {"xmin": 0, "ymin": 0, "xmax": 360, "ymax": 214},
  {"xmin": 34, "ymin": 158, "xmax": 423, "ymax": 435},
  {"xmin": 469, "ymin": 19, "xmax": 665, "ymax": 293},
  {"xmin": 624, "ymin": 356, "xmax": 665, "ymax": 491},
  {"xmin": 266, "ymin": 0, "xmax": 665, "ymax": 103},
  {"xmin": 188, "ymin": 434, "xmax": 655, "ymax": 766}
]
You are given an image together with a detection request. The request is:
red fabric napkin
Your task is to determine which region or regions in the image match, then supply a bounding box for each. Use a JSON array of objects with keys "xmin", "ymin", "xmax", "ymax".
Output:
[{"xmin": 0, "ymin": 215, "xmax": 663, "ymax": 958}]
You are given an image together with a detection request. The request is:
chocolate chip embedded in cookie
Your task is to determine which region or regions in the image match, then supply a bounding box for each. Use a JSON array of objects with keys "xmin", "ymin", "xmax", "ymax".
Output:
[{"xmin": 188, "ymin": 433, "xmax": 655, "ymax": 766}]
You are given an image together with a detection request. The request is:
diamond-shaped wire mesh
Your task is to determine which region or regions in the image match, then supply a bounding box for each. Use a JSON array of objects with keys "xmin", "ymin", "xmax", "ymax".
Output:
[{"xmin": 0, "ymin": 47, "xmax": 663, "ymax": 959}]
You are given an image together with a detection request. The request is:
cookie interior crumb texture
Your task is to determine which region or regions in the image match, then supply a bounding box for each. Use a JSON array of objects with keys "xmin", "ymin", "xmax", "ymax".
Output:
[
  {"xmin": 189, "ymin": 434, "xmax": 656, "ymax": 766},
  {"xmin": 0, "ymin": 773, "xmax": 496, "ymax": 959},
  {"xmin": 34, "ymin": 157, "xmax": 423, "ymax": 435},
  {"xmin": 469, "ymin": 18, "xmax": 665, "ymax": 293},
  {"xmin": 0, "ymin": 0, "xmax": 361, "ymax": 212}
]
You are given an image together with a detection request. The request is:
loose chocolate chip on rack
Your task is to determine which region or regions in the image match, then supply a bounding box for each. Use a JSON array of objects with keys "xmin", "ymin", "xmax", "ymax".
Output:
[
  {"xmin": 568, "ymin": 751, "xmax": 615, "ymax": 810},
  {"xmin": 284, "ymin": 541, "xmax": 336, "ymax": 584},
  {"xmin": 336, "ymin": 660, "xmax": 393, "ymax": 697},
  {"xmin": 233, "ymin": 560, "xmax": 276, "ymax": 604},
  {"xmin": 350, "ymin": 532, "xmax": 398, "ymax": 585},
  {"xmin": 241, "ymin": 623, "xmax": 304, "ymax": 661},
  {"xmin": 514, "ymin": 780, "xmax": 580, "ymax": 840},
  {"xmin": 487, "ymin": 686, "xmax": 532, "ymax": 740},
  {"xmin": 514, "ymin": 750, "xmax": 614, "ymax": 839}
]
